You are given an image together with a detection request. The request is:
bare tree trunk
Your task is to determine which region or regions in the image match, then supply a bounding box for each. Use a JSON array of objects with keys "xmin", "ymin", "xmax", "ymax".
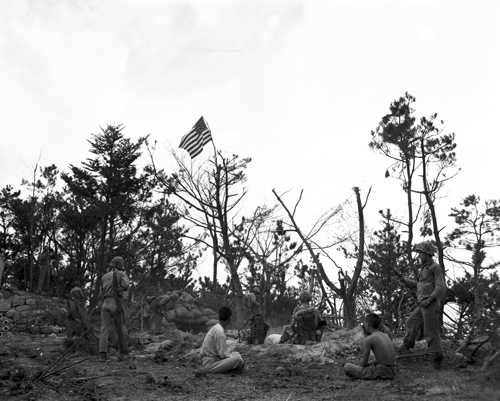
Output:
[
  {"xmin": 273, "ymin": 187, "xmax": 369, "ymax": 329},
  {"xmin": 404, "ymin": 161, "xmax": 416, "ymax": 273},
  {"xmin": 29, "ymin": 184, "xmax": 36, "ymax": 292},
  {"xmin": 421, "ymin": 149, "xmax": 446, "ymax": 324},
  {"xmin": 344, "ymin": 298, "xmax": 357, "ymax": 328},
  {"xmin": 345, "ymin": 187, "xmax": 365, "ymax": 306},
  {"xmin": 317, "ymin": 273, "xmax": 334, "ymax": 314},
  {"xmin": 91, "ymin": 216, "xmax": 108, "ymax": 309}
]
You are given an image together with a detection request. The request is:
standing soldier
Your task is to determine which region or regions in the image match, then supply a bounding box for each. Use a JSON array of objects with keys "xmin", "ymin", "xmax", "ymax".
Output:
[
  {"xmin": 70, "ymin": 280, "xmax": 88, "ymax": 328},
  {"xmin": 70, "ymin": 281, "xmax": 85, "ymax": 310},
  {"xmin": 398, "ymin": 241, "xmax": 445, "ymax": 369},
  {"xmin": 0, "ymin": 249, "xmax": 5, "ymax": 288},
  {"xmin": 37, "ymin": 247, "xmax": 52, "ymax": 293},
  {"xmin": 246, "ymin": 286, "xmax": 261, "ymax": 316},
  {"xmin": 98, "ymin": 256, "xmax": 129, "ymax": 362}
]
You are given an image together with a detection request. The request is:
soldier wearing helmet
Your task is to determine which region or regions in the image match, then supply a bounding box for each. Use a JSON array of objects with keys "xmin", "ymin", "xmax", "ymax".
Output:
[
  {"xmin": 298, "ymin": 290, "xmax": 312, "ymax": 304},
  {"xmin": 244, "ymin": 286, "xmax": 261, "ymax": 317},
  {"xmin": 280, "ymin": 290, "xmax": 324, "ymax": 344},
  {"xmin": 398, "ymin": 241, "xmax": 445, "ymax": 369},
  {"xmin": 98, "ymin": 255, "xmax": 129, "ymax": 362},
  {"xmin": 414, "ymin": 241, "xmax": 438, "ymax": 256}
]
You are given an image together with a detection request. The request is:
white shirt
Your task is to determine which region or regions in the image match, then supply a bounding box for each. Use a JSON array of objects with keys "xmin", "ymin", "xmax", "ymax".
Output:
[{"xmin": 200, "ymin": 323, "xmax": 229, "ymax": 359}]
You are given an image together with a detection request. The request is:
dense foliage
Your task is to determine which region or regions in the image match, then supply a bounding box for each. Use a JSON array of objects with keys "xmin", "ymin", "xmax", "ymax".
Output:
[{"xmin": 1, "ymin": 94, "xmax": 499, "ymax": 340}]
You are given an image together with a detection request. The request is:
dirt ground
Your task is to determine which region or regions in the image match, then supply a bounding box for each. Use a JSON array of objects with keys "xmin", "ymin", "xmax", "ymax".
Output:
[{"xmin": 1, "ymin": 328, "xmax": 499, "ymax": 401}]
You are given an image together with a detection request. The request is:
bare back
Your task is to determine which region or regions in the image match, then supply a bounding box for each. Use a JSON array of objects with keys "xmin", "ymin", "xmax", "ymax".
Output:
[{"xmin": 366, "ymin": 331, "xmax": 395, "ymax": 365}]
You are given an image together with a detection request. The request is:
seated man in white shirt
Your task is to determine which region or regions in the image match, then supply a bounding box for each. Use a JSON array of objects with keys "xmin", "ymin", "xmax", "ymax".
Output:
[{"xmin": 199, "ymin": 306, "xmax": 244, "ymax": 373}]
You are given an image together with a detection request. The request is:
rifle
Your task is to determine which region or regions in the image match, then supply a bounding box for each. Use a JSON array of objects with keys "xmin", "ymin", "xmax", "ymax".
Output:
[
  {"xmin": 113, "ymin": 269, "xmax": 125, "ymax": 313},
  {"xmin": 389, "ymin": 264, "xmax": 418, "ymax": 299}
]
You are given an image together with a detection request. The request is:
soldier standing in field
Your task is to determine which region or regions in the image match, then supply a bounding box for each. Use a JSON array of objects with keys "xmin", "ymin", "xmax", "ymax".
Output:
[
  {"xmin": 246, "ymin": 286, "xmax": 261, "ymax": 316},
  {"xmin": 0, "ymin": 249, "xmax": 6, "ymax": 288},
  {"xmin": 98, "ymin": 256, "xmax": 129, "ymax": 362},
  {"xmin": 397, "ymin": 241, "xmax": 445, "ymax": 369}
]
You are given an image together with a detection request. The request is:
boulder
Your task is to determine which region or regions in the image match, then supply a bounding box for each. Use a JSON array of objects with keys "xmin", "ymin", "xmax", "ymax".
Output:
[
  {"xmin": 16, "ymin": 305, "xmax": 34, "ymax": 315},
  {"xmin": 145, "ymin": 343, "xmax": 162, "ymax": 354},
  {"xmin": 12, "ymin": 295, "xmax": 29, "ymax": 307},
  {"xmin": 0, "ymin": 295, "xmax": 13, "ymax": 312},
  {"xmin": 4, "ymin": 310, "xmax": 19, "ymax": 319}
]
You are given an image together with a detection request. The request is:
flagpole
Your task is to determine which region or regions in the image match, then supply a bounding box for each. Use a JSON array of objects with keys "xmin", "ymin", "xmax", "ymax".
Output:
[
  {"xmin": 202, "ymin": 116, "xmax": 219, "ymax": 290},
  {"xmin": 204, "ymin": 116, "xmax": 218, "ymax": 163}
]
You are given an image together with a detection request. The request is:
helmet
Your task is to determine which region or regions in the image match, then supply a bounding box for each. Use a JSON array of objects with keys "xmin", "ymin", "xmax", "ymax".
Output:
[
  {"xmin": 110, "ymin": 256, "xmax": 125, "ymax": 270},
  {"xmin": 414, "ymin": 241, "xmax": 437, "ymax": 256},
  {"xmin": 299, "ymin": 290, "xmax": 312, "ymax": 303},
  {"xmin": 252, "ymin": 286, "xmax": 260, "ymax": 294}
]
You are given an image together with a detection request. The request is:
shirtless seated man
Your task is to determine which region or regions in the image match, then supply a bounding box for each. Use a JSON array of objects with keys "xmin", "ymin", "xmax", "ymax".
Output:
[{"xmin": 343, "ymin": 313, "xmax": 396, "ymax": 380}]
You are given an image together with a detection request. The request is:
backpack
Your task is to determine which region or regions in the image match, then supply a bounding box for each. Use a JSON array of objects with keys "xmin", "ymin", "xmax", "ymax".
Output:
[
  {"xmin": 247, "ymin": 314, "xmax": 269, "ymax": 345},
  {"xmin": 294, "ymin": 307, "xmax": 321, "ymax": 344}
]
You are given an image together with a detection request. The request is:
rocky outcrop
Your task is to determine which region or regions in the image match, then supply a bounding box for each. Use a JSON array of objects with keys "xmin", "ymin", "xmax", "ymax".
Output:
[{"xmin": 0, "ymin": 289, "xmax": 69, "ymax": 334}]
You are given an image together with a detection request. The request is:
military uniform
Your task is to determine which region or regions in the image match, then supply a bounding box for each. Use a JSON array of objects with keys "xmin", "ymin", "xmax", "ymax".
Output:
[
  {"xmin": 403, "ymin": 260, "xmax": 445, "ymax": 359},
  {"xmin": 99, "ymin": 263, "xmax": 129, "ymax": 360}
]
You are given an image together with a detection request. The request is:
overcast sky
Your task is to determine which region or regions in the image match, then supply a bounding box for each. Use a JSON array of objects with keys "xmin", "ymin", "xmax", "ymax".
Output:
[{"xmin": 1, "ymin": 1, "xmax": 499, "ymax": 278}]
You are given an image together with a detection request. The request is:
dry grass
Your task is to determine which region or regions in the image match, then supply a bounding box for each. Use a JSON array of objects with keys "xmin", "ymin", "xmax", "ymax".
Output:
[{"xmin": 2, "ymin": 329, "xmax": 500, "ymax": 401}]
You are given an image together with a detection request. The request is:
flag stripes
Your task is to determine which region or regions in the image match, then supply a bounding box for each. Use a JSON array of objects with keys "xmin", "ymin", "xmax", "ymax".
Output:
[{"xmin": 179, "ymin": 116, "xmax": 212, "ymax": 159}]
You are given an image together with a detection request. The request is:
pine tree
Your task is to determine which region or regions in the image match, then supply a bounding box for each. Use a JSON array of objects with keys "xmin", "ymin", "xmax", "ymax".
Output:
[{"xmin": 365, "ymin": 209, "xmax": 410, "ymax": 332}]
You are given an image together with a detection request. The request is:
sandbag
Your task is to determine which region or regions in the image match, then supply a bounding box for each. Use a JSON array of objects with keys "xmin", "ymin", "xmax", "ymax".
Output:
[
  {"xmin": 179, "ymin": 293, "xmax": 194, "ymax": 305},
  {"xmin": 175, "ymin": 306, "xmax": 191, "ymax": 320},
  {"xmin": 202, "ymin": 308, "xmax": 216, "ymax": 316},
  {"xmin": 169, "ymin": 293, "xmax": 180, "ymax": 303},
  {"xmin": 158, "ymin": 295, "xmax": 172, "ymax": 306},
  {"xmin": 165, "ymin": 310, "xmax": 176, "ymax": 321},
  {"xmin": 194, "ymin": 316, "xmax": 209, "ymax": 324},
  {"xmin": 191, "ymin": 309, "xmax": 202, "ymax": 319}
]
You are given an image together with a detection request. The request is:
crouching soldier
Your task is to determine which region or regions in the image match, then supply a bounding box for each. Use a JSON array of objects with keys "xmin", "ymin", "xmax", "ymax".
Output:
[
  {"xmin": 344, "ymin": 313, "xmax": 396, "ymax": 380},
  {"xmin": 280, "ymin": 290, "xmax": 325, "ymax": 344}
]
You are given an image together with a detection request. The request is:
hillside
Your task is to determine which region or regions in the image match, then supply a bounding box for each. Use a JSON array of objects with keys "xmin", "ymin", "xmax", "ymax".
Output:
[{"xmin": 1, "ymin": 326, "xmax": 499, "ymax": 401}]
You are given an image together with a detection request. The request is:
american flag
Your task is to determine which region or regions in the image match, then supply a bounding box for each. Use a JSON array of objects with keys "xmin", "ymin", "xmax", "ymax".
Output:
[{"xmin": 179, "ymin": 116, "xmax": 212, "ymax": 159}]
